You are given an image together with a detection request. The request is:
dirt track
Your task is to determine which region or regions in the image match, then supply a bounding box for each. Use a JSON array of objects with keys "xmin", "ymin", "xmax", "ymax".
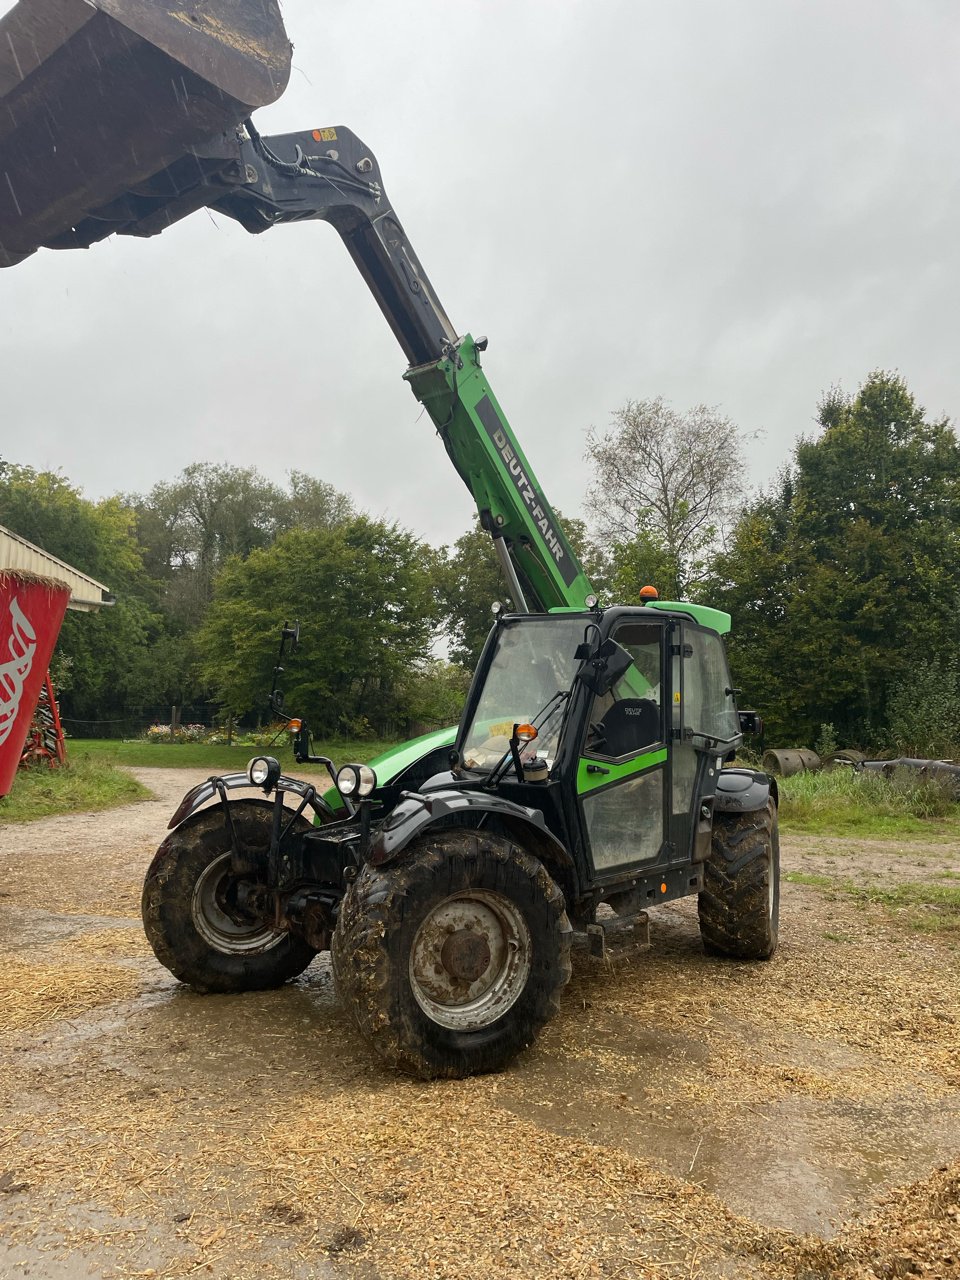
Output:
[{"xmin": 0, "ymin": 769, "xmax": 958, "ymax": 1279}]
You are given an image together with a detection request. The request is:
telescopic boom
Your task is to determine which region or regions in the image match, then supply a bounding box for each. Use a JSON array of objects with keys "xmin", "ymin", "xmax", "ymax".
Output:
[{"xmin": 0, "ymin": 0, "xmax": 595, "ymax": 611}]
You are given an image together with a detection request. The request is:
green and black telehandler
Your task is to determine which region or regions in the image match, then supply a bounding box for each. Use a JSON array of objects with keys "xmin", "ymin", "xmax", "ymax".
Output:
[{"xmin": 1, "ymin": 0, "xmax": 779, "ymax": 1078}]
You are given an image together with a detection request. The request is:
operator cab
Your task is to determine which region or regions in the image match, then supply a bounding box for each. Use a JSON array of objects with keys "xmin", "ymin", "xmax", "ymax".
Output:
[{"xmin": 454, "ymin": 606, "xmax": 742, "ymax": 886}]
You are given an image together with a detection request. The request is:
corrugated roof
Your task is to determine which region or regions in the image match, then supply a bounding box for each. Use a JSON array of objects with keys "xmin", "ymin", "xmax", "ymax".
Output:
[{"xmin": 0, "ymin": 524, "xmax": 112, "ymax": 612}]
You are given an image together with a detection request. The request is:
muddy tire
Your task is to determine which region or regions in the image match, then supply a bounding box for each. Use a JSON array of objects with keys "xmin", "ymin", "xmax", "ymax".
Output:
[
  {"xmin": 142, "ymin": 801, "xmax": 317, "ymax": 993},
  {"xmin": 331, "ymin": 830, "xmax": 572, "ymax": 1079},
  {"xmin": 698, "ymin": 799, "xmax": 780, "ymax": 959}
]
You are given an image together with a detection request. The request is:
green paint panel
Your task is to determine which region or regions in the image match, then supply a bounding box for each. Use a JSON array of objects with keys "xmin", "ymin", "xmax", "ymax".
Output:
[
  {"xmin": 646, "ymin": 601, "xmax": 731, "ymax": 634},
  {"xmin": 321, "ymin": 725, "xmax": 458, "ymax": 812},
  {"xmin": 577, "ymin": 747, "xmax": 667, "ymax": 796}
]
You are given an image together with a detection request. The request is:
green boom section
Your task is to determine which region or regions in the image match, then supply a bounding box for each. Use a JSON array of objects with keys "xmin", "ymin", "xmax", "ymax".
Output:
[{"xmin": 405, "ymin": 336, "xmax": 596, "ymax": 612}]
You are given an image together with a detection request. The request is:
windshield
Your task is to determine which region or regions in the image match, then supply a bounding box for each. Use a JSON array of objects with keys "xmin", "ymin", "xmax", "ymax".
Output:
[{"xmin": 461, "ymin": 617, "xmax": 587, "ymax": 772}]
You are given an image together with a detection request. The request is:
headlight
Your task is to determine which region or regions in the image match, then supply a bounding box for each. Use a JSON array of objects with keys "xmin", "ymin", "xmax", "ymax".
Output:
[
  {"xmin": 248, "ymin": 755, "xmax": 281, "ymax": 789},
  {"xmin": 336, "ymin": 763, "xmax": 378, "ymax": 798}
]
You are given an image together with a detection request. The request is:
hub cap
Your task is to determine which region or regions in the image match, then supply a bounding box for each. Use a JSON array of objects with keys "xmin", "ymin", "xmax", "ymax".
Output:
[
  {"xmin": 409, "ymin": 890, "xmax": 532, "ymax": 1030},
  {"xmin": 191, "ymin": 852, "xmax": 285, "ymax": 955}
]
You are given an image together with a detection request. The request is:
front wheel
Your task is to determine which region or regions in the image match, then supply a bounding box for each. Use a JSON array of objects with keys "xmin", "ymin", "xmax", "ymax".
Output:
[
  {"xmin": 331, "ymin": 830, "xmax": 572, "ymax": 1078},
  {"xmin": 698, "ymin": 799, "xmax": 780, "ymax": 959},
  {"xmin": 142, "ymin": 801, "xmax": 317, "ymax": 993}
]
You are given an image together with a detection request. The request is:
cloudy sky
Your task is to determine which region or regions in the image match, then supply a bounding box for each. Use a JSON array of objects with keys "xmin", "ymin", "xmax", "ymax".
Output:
[{"xmin": 2, "ymin": 0, "xmax": 958, "ymax": 550}]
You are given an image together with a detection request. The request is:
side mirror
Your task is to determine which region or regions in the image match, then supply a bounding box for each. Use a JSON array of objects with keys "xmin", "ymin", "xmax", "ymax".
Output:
[
  {"xmin": 738, "ymin": 710, "xmax": 763, "ymax": 735},
  {"xmin": 281, "ymin": 620, "xmax": 301, "ymax": 653},
  {"xmin": 576, "ymin": 639, "xmax": 635, "ymax": 697}
]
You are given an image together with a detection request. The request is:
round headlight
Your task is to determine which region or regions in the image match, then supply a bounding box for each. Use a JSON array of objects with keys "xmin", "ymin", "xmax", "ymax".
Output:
[
  {"xmin": 356, "ymin": 765, "xmax": 378, "ymax": 797},
  {"xmin": 248, "ymin": 756, "xmax": 271, "ymax": 787},
  {"xmin": 337, "ymin": 764, "xmax": 360, "ymax": 796},
  {"xmin": 337, "ymin": 763, "xmax": 378, "ymax": 799}
]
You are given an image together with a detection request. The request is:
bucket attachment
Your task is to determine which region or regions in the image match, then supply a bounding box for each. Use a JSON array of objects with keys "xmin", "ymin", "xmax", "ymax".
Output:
[{"xmin": 0, "ymin": 0, "xmax": 292, "ymax": 266}]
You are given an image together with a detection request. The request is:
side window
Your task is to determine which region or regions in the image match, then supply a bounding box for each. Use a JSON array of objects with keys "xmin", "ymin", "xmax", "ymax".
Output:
[
  {"xmin": 585, "ymin": 622, "xmax": 664, "ymax": 759},
  {"xmin": 683, "ymin": 630, "xmax": 739, "ymax": 742}
]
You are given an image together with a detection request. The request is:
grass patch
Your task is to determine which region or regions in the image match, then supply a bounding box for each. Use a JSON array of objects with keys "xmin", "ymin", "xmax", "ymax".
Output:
[
  {"xmin": 778, "ymin": 767, "xmax": 960, "ymax": 837},
  {"xmin": 68, "ymin": 737, "xmax": 403, "ymax": 772},
  {"xmin": 1, "ymin": 737, "xmax": 407, "ymax": 825},
  {"xmin": 784, "ymin": 871, "xmax": 833, "ymax": 888},
  {"xmin": 0, "ymin": 756, "xmax": 150, "ymax": 824},
  {"xmin": 786, "ymin": 870, "xmax": 960, "ymax": 935}
]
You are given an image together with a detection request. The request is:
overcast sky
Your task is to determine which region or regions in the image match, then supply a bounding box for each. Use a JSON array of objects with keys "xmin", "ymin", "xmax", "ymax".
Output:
[{"xmin": 2, "ymin": 0, "xmax": 958, "ymax": 550}]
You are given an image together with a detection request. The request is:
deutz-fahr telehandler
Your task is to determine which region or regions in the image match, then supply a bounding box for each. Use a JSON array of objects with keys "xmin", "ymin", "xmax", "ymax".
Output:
[{"xmin": 0, "ymin": 0, "xmax": 779, "ymax": 1078}]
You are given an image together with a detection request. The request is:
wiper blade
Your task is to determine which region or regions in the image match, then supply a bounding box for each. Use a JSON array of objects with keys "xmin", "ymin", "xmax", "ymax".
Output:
[{"xmin": 483, "ymin": 690, "xmax": 569, "ymax": 789}]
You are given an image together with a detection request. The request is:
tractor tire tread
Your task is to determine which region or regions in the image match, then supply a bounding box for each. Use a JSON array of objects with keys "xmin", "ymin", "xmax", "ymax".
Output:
[
  {"xmin": 332, "ymin": 830, "xmax": 571, "ymax": 1079},
  {"xmin": 142, "ymin": 802, "xmax": 316, "ymax": 994},
  {"xmin": 698, "ymin": 800, "xmax": 779, "ymax": 960}
]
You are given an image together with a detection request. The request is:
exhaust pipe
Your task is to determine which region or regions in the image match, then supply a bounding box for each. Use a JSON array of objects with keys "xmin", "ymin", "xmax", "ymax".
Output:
[{"xmin": 0, "ymin": 0, "xmax": 292, "ymax": 267}]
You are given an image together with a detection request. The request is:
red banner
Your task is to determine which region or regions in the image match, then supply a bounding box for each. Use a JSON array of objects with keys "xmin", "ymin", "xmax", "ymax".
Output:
[{"xmin": 0, "ymin": 574, "xmax": 71, "ymax": 797}]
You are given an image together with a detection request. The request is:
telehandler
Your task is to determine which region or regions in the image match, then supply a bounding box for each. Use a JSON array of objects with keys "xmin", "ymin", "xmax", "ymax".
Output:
[{"xmin": 0, "ymin": 0, "xmax": 779, "ymax": 1078}]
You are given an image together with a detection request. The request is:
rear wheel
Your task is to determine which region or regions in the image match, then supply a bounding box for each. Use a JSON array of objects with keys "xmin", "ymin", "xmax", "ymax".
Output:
[
  {"xmin": 331, "ymin": 830, "xmax": 572, "ymax": 1078},
  {"xmin": 142, "ymin": 801, "xmax": 317, "ymax": 993},
  {"xmin": 698, "ymin": 799, "xmax": 779, "ymax": 959}
]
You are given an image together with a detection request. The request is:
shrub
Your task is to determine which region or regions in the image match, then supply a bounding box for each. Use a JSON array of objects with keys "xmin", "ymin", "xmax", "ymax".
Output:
[{"xmin": 886, "ymin": 660, "xmax": 960, "ymax": 759}]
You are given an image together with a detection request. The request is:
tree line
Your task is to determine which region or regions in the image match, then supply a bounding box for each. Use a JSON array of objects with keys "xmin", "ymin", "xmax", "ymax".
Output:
[{"xmin": 2, "ymin": 369, "xmax": 957, "ymax": 752}]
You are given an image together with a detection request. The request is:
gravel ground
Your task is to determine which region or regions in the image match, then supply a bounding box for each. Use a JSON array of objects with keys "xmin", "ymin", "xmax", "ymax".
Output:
[{"xmin": 0, "ymin": 768, "xmax": 958, "ymax": 1279}]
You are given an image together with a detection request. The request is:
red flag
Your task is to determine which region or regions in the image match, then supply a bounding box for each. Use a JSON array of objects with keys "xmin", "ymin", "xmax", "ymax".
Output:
[{"xmin": 0, "ymin": 573, "xmax": 71, "ymax": 797}]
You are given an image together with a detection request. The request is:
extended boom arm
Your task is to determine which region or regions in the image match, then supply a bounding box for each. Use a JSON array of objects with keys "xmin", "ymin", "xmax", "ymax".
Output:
[{"xmin": 107, "ymin": 122, "xmax": 596, "ymax": 612}]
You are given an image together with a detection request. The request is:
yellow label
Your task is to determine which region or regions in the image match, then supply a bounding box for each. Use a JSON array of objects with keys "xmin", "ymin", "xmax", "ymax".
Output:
[
  {"xmin": 312, "ymin": 127, "xmax": 338, "ymax": 142},
  {"xmin": 488, "ymin": 719, "xmax": 519, "ymax": 737},
  {"xmin": 674, "ymin": 692, "xmax": 681, "ymax": 703}
]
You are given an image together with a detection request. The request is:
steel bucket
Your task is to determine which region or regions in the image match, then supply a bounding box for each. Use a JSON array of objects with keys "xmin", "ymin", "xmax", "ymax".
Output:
[{"xmin": 0, "ymin": 0, "xmax": 291, "ymax": 266}]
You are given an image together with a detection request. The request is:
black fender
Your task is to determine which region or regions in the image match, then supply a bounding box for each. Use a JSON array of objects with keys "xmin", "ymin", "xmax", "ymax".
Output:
[
  {"xmin": 367, "ymin": 788, "xmax": 579, "ymax": 900},
  {"xmin": 714, "ymin": 768, "xmax": 778, "ymax": 814},
  {"xmin": 167, "ymin": 772, "xmax": 336, "ymax": 831}
]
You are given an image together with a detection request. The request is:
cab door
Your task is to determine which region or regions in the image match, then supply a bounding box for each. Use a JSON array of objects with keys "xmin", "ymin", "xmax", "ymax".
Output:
[
  {"xmin": 576, "ymin": 619, "xmax": 669, "ymax": 874},
  {"xmin": 670, "ymin": 622, "xmax": 741, "ymax": 857}
]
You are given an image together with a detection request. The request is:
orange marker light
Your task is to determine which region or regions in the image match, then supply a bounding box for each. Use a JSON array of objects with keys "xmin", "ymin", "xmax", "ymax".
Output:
[
  {"xmin": 661, "ymin": 882, "xmax": 667, "ymax": 893},
  {"xmin": 287, "ymin": 719, "xmax": 302, "ymax": 732},
  {"xmin": 639, "ymin": 585, "xmax": 660, "ymax": 603},
  {"xmin": 515, "ymin": 723, "xmax": 538, "ymax": 742}
]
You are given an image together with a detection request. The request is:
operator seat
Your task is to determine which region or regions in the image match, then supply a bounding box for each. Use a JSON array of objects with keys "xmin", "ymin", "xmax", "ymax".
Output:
[{"xmin": 594, "ymin": 698, "xmax": 660, "ymax": 758}]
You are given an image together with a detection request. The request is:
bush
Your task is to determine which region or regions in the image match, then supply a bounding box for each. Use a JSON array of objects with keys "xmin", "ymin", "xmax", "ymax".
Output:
[
  {"xmin": 144, "ymin": 723, "xmax": 208, "ymax": 744},
  {"xmin": 886, "ymin": 660, "xmax": 960, "ymax": 759},
  {"xmin": 814, "ymin": 722, "xmax": 838, "ymax": 760},
  {"xmin": 144, "ymin": 722, "xmax": 293, "ymax": 748}
]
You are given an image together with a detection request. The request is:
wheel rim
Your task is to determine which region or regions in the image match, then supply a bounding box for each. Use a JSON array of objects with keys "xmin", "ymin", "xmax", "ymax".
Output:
[
  {"xmin": 409, "ymin": 889, "xmax": 532, "ymax": 1031},
  {"xmin": 191, "ymin": 852, "xmax": 285, "ymax": 955}
]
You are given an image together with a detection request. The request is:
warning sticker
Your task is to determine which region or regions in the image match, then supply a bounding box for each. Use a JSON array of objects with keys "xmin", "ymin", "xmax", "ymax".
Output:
[{"xmin": 312, "ymin": 127, "xmax": 338, "ymax": 142}]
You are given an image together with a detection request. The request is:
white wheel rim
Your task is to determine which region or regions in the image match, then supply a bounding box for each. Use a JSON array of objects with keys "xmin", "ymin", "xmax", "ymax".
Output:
[
  {"xmin": 191, "ymin": 851, "xmax": 286, "ymax": 955},
  {"xmin": 409, "ymin": 889, "xmax": 532, "ymax": 1031}
]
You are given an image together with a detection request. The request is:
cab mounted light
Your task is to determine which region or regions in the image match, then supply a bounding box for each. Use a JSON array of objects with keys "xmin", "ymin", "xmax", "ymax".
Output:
[
  {"xmin": 639, "ymin": 585, "xmax": 660, "ymax": 604},
  {"xmin": 248, "ymin": 755, "xmax": 282, "ymax": 790}
]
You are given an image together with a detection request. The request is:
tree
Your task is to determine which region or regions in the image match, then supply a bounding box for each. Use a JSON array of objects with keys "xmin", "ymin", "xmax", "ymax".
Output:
[
  {"xmin": 0, "ymin": 465, "xmax": 183, "ymax": 721},
  {"xmin": 440, "ymin": 514, "xmax": 606, "ymax": 669},
  {"xmin": 584, "ymin": 398, "xmax": 751, "ymax": 599},
  {"xmin": 711, "ymin": 372, "xmax": 960, "ymax": 747},
  {"xmin": 196, "ymin": 517, "xmax": 444, "ymax": 736},
  {"xmin": 127, "ymin": 463, "xmax": 355, "ymax": 632}
]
